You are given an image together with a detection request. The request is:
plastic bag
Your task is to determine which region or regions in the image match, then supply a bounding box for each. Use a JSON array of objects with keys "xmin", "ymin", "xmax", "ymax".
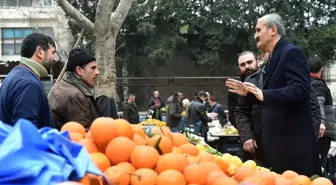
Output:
[{"xmin": 0, "ymin": 119, "xmax": 105, "ymax": 185}]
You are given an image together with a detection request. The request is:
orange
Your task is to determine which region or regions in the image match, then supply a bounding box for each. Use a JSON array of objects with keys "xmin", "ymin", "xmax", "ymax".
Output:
[
  {"xmin": 113, "ymin": 119, "xmax": 134, "ymax": 139},
  {"xmin": 90, "ymin": 117, "xmax": 117, "ymax": 151},
  {"xmin": 282, "ymin": 170, "xmax": 299, "ymax": 180},
  {"xmin": 78, "ymin": 138, "xmax": 99, "ymax": 153},
  {"xmin": 312, "ymin": 177, "xmax": 333, "ymax": 185},
  {"xmin": 90, "ymin": 152, "xmax": 111, "ymax": 173},
  {"xmin": 69, "ymin": 132, "xmax": 84, "ymax": 142},
  {"xmin": 151, "ymin": 127, "xmax": 173, "ymax": 141},
  {"xmin": 133, "ymin": 134, "xmax": 147, "ymax": 145},
  {"xmin": 104, "ymin": 166, "xmax": 129, "ymax": 185},
  {"xmin": 131, "ymin": 125, "xmax": 146, "ymax": 138},
  {"xmin": 130, "ymin": 168, "xmax": 158, "ymax": 185},
  {"xmin": 213, "ymin": 177, "xmax": 238, "ymax": 185},
  {"xmin": 130, "ymin": 145, "xmax": 160, "ymax": 169},
  {"xmin": 291, "ymin": 175, "xmax": 311, "ymax": 185},
  {"xmin": 172, "ymin": 133, "xmax": 189, "ymax": 147},
  {"xmin": 61, "ymin": 121, "xmax": 86, "ymax": 136},
  {"xmin": 179, "ymin": 143, "xmax": 199, "ymax": 156},
  {"xmin": 117, "ymin": 162, "xmax": 136, "ymax": 173},
  {"xmin": 233, "ymin": 165, "xmax": 256, "ymax": 181},
  {"xmin": 207, "ymin": 171, "xmax": 227, "ymax": 185},
  {"xmin": 156, "ymin": 153, "xmax": 189, "ymax": 174},
  {"xmin": 105, "ymin": 136, "xmax": 135, "ymax": 165},
  {"xmin": 148, "ymin": 135, "xmax": 173, "ymax": 154},
  {"xmin": 183, "ymin": 164, "xmax": 207, "ymax": 185},
  {"xmin": 157, "ymin": 169, "xmax": 186, "ymax": 185},
  {"xmin": 243, "ymin": 176, "xmax": 265, "ymax": 185}
]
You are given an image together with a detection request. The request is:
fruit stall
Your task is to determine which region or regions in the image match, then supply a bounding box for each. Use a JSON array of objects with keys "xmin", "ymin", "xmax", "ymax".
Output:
[{"xmin": 0, "ymin": 117, "xmax": 334, "ymax": 185}]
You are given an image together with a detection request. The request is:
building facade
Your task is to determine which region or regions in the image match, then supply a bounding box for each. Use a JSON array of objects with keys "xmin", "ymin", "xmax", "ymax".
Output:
[
  {"xmin": 0, "ymin": 0, "xmax": 73, "ymax": 93},
  {"xmin": 0, "ymin": 0, "xmax": 73, "ymax": 62}
]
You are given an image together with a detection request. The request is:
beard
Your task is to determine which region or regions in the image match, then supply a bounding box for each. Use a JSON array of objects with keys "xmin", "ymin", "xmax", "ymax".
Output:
[{"xmin": 243, "ymin": 68, "xmax": 258, "ymax": 77}]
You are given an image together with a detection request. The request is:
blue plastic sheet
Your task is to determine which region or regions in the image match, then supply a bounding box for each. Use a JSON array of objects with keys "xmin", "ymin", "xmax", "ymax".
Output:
[{"xmin": 0, "ymin": 119, "xmax": 105, "ymax": 185}]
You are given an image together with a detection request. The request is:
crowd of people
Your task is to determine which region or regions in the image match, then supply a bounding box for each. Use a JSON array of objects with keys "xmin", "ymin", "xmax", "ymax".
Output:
[{"xmin": 0, "ymin": 12, "xmax": 334, "ymax": 179}]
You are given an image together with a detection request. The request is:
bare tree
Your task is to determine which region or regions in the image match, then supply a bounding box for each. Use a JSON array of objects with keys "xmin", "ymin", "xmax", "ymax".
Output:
[{"xmin": 56, "ymin": 0, "xmax": 133, "ymax": 98}]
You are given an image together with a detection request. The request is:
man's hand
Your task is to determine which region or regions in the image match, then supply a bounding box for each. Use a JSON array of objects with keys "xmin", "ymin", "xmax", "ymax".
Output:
[
  {"xmin": 319, "ymin": 123, "xmax": 326, "ymax": 138},
  {"xmin": 225, "ymin": 78, "xmax": 248, "ymax": 96},
  {"xmin": 243, "ymin": 139, "xmax": 258, "ymax": 153},
  {"xmin": 244, "ymin": 82, "xmax": 264, "ymax": 102}
]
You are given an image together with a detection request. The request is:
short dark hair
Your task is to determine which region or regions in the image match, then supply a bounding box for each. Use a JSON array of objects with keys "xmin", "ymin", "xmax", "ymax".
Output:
[
  {"xmin": 197, "ymin": 91, "xmax": 207, "ymax": 98},
  {"xmin": 238, "ymin": 51, "xmax": 256, "ymax": 58},
  {"xmin": 21, "ymin": 33, "xmax": 56, "ymax": 58},
  {"xmin": 128, "ymin": 94, "xmax": 135, "ymax": 97},
  {"xmin": 309, "ymin": 56, "xmax": 324, "ymax": 73}
]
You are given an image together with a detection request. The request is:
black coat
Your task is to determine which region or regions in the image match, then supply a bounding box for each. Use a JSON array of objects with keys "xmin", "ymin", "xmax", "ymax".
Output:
[
  {"xmin": 96, "ymin": 95, "xmax": 119, "ymax": 119},
  {"xmin": 122, "ymin": 102, "xmax": 139, "ymax": 124},
  {"xmin": 261, "ymin": 39, "xmax": 321, "ymax": 176}
]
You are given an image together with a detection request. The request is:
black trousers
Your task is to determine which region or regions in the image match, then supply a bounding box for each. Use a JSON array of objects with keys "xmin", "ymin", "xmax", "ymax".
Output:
[{"xmin": 318, "ymin": 137, "xmax": 331, "ymax": 172}]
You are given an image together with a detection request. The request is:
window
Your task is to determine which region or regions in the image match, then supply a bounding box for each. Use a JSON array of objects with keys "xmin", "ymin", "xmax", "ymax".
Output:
[
  {"xmin": 0, "ymin": 0, "xmax": 33, "ymax": 7},
  {"xmin": 1, "ymin": 27, "xmax": 54, "ymax": 56},
  {"xmin": 42, "ymin": 0, "xmax": 53, "ymax": 7}
]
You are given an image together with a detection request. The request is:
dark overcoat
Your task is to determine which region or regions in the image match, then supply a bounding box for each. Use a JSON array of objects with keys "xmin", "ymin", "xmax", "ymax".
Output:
[{"xmin": 261, "ymin": 39, "xmax": 322, "ymax": 176}]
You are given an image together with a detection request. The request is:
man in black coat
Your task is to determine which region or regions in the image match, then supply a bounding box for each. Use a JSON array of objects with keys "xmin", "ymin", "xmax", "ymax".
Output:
[
  {"xmin": 226, "ymin": 51, "xmax": 260, "ymax": 127},
  {"xmin": 243, "ymin": 13, "xmax": 321, "ymax": 176}
]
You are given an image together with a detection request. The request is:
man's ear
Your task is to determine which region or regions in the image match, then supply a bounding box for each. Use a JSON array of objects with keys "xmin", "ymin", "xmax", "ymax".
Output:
[
  {"xmin": 35, "ymin": 46, "xmax": 44, "ymax": 58},
  {"xmin": 75, "ymin": 66, "xmax": 83, "ymax": 76}
]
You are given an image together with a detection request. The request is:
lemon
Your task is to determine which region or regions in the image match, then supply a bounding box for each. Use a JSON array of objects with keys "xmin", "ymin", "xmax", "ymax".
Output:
[
  {"xmin": 221, "ymin": 153, "xmax": 232, "ymax": 162},
  {"xmin": 196, "ymin": 144, "xmax": 206, "ymax": 151},
  {"xmin": 243, "ymin": 160, "xmax": 257, "ymax": 170},
  {"xmin": 230, "ymin": 156, "xmax": 243, "ymax": 166}
]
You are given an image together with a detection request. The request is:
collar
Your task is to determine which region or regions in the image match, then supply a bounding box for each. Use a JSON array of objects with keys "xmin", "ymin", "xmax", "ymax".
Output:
[
  {"xmin": 62, "ymin": 71, "xmax": 94, "ymax": 97},
  {"xmin": 20, "ymin": 57, "xmax": 48, "ymax": 78},
  {"xmin": 310, "ymin": 73, "xmax": 320, "ymax": 79}
]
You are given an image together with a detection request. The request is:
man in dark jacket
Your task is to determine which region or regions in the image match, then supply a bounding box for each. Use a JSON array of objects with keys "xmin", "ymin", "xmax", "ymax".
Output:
[
  {"xmin": 0, "ymin": 33, "xmax": 56, "ymax": 128},
  {"xmin": 208, "ymin": 96, "xmax": 227, "ymax": 126},
  {"xmin": 123, "ymin": 94, "xmax": 139, "ymax": 124},
  {"xmin": 49, "ymin": 48, "xmax": 100, "ymax": 130},
  {"xmin": 149, "ymin": 99, "xmax": 163, "ymax": 121},
  {"xmin": 187, "ymin": 91, "xmax": 213, "ymax": 141},
  {"xmin": 226, "ymin": 51, "xmax": 259, "ymax": 127},
  {"xmin": 244, "ymin": 13, "xmax": 321, "ymax": 176},
  {"xmin": 234, "ymin": 64, "xmax": 321, "ymax": 166},
  {"xmin": 167, "ymin": 92, "xmax": 183, "ymax": 131},
  {"xmin": 310, "ymin": 56, "xmax": 336, "ymax": 171}
]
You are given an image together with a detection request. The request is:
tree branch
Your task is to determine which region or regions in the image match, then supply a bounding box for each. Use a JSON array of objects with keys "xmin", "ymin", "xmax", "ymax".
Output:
[
  {"xmin": 56, "ymin": 0, "xmax": 94, "ymax": 33},
  {"xmin": 95, "ymin": 0, "xmax": 116, "ymax": 32},
  {"xmin": 110, "ymin": 0, "xmax": 133, "ymax": 33}
]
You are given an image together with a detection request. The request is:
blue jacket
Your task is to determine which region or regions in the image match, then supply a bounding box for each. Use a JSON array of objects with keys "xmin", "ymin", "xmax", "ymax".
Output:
[{"xmin": 0, "ymin": 66, "xmax": 52, "ymax": 128}]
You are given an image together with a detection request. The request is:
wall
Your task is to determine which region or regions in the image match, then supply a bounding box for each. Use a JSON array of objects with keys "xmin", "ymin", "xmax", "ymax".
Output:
[{"xmin": 0, "ymin": 0, "xmax": 73, "ymax": 62}]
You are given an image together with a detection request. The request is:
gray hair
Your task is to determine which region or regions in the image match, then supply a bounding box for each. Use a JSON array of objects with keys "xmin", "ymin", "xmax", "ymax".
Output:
[{"xmin": 263, "ymin": 13, "xmax": 286, "ymax": 37}]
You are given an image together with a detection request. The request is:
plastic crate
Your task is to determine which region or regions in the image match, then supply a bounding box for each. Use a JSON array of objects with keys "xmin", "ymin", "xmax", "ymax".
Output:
[
  {"xmin": 178, "ymin": 117, "xmax": 202, "ymax": 135},
  {"xmin": 220, "ymin": 144, "xmax": 243, "ymax": 158}
]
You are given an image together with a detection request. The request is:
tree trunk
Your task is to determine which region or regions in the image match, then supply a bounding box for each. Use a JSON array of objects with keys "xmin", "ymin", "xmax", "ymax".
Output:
[
  {"xmin": 94, "ymin": 32, "xmax": 117, "ymax": 99},
  {"xmin": 122, "ymin": 63, "xmax": 129, "ymax": 101}
]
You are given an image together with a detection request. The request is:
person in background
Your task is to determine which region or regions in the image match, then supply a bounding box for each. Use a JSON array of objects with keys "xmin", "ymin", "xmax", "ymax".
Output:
[
  {"xmin": 148, "ymin": 99, "xmax": 163, "ymax": 121},
  {"xmin": 226, "ymin": 51, "xmax": 259, "ymax": 127},
  {"xmin": 208, "ymin": 96, "xmax": 227, "ymax": 126},
  {"xmin": 123, "ymin": 94, "xmax": 139, "ymax": 124},
  {"xmin": 187, "ymin": 91, "xmax": 212, "ymax": 141},
  {"xmin": 49, "ymin": 48, "xmax": 100, "ymax": 130},
  {"xmin": 182, "ymin": 98, "xmax": 190, "ymax": 111},
  {"xmin": 167, "ymin": 92, "xmax": 183, "ymax": 131},
  {"xmin": 149, "ymin": 90, "xmax": 164, "ymax": 108},
  {"xmin": 0, "ymin": 33, "xmax": 56, "ymax": 128},
  {"xmin": 309, "ymin": 56, "xmax": 336, "ymax": 172}
]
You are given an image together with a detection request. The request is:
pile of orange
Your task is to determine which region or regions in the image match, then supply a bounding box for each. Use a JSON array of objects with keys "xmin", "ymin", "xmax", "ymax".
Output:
[{"xmin": 61, "ymin": 118, "xmax": 334, "ymax": 185}]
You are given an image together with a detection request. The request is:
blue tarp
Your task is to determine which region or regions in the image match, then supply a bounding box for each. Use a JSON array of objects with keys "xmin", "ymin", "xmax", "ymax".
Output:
[{"xmin": 0, "ymin": 119, "xmax": 105, "ymax": 185}]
